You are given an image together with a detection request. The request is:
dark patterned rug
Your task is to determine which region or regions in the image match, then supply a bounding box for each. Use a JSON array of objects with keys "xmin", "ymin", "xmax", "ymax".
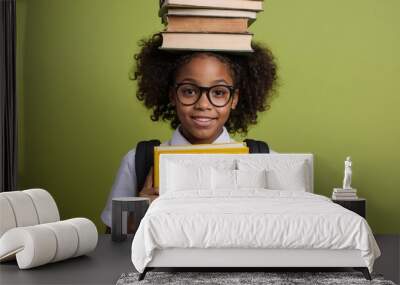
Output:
[{"xmin": 116, "ymin": 271, "xmax": 396, "ymax": 285}]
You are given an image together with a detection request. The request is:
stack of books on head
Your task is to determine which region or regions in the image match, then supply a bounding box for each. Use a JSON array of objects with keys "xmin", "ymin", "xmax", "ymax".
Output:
[
  {"xmin": 332, "ymin": 188, "xmax": 358, "ymax": 200},
  {"xmin": 158, "ymin": 0, "xmax": 264, "ymax": 52},
  {"xmin": 153, "ymin": 142, "xmax": 249, "ymax": 187}
]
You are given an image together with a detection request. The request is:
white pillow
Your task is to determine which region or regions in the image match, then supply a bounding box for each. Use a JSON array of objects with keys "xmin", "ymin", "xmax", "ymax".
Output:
[
  {"xmin": 212, "ymin": 168, "xmax": 236, "ymax": 190},
  {"xmin": 166, "ymin": 162, "xmax": 212, "ymax": 192},
  {"xmin": 238, "ymin": 159, "xmax": 308, "ymax": 191},
  {"xmin": 265, "ymin": 162, "xmax": 307, "ymax": 191},
  {"xmin": 236, "ymin": 169, "xmax": 267, "ymax": 189},
  {"xmin": 211, "ymin": 168, "xmax": 268, "ymax": 191}
]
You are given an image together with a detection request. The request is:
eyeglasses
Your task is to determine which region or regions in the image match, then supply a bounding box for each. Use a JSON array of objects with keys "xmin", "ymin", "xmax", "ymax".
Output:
[{"xmin": 174, "ymin": 83, "xmax": 236, "ymax": 107}]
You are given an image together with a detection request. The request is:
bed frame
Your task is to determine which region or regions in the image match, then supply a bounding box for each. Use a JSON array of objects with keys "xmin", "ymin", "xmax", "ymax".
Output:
[
  {"xmin": 138, "ymin": 248, "xmax": 371, "ymax": 280},
  {"xmin": 138, "ymin": 154, "xmax": 372, "ymax": 281}
]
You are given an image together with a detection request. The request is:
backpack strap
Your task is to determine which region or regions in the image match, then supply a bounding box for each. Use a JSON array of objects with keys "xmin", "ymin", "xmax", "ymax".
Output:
[
  {"xmin": 243, "ymin": 139, "xmax": 270, "ymax": 154},
  {"xmin": 135, "ymin": 140, "xmax": 161, "ymax": 195}
]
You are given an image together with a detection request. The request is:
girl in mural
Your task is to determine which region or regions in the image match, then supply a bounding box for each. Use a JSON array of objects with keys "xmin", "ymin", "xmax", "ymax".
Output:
[{"xmin": 101, "ymin": 33, "xmax": 278, "ymax": 230}]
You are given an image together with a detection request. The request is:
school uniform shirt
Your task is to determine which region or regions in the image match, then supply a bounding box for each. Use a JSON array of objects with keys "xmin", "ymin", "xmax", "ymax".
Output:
[{"xmin": 100, "ymin": 125, "xmax": 275, "ymax": 227}]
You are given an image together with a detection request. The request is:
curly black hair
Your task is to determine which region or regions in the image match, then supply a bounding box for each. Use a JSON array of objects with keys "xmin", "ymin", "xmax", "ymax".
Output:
[{"xmin": 131, "ymin": 33, "xmax": 278, "ymax": 135}]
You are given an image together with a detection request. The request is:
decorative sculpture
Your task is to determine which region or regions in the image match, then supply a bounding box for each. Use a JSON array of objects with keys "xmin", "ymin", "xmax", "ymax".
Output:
[{"xmin": 342, "ymin": 156, "xmax": 352, "ymax": 190}]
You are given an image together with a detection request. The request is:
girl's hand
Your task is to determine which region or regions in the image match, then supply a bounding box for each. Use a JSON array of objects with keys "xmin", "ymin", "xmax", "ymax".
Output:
[{"xmin": 138, "ymin": 166, "xmax": 159, "ymax": 203}]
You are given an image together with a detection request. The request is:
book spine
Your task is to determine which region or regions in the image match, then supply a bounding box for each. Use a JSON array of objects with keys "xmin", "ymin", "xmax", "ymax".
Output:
[
  {"xmin": 161, "ymin": 31, "xmax": 253, "ymax": 35},
  {"xmin": 332, "ymin": 197, "xmax": 359, "ymax": 200},
  {"xmin": 160, "ymin": 0, "xmax": 263, "ymax": 13},
  {"xmin": 332, "ymin": 195, "xmax": 358, "ymax": 200}
]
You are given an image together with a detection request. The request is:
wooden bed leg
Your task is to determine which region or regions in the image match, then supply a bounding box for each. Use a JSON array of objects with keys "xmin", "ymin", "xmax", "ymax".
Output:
[
  {"xmin": 362, "ymin": 268, "xmax": 372, "ymax": 280},
  {"xmin": 354, "ymin": 267, "xmax": 372, "ymax": 280},
  {"xmin": 138, "ymin": 268, "xmax": 148, "ymax": 281}
]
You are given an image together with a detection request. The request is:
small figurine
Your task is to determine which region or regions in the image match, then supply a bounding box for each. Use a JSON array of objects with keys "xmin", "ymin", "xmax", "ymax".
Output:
[{"xmin": 342, "ymin": 156, "xmax": 352, "ymax": 190}]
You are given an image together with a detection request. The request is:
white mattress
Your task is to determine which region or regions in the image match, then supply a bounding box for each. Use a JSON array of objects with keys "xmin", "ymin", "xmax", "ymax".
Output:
[{"xmin": 131, "ymin": 190, "xmax": 380, "ymax": 273}]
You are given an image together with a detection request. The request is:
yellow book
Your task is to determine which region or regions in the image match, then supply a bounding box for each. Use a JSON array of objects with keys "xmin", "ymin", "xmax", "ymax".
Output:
[{"xmin": 153, "ymin": 143, "xmax": 249, "ymax": 188}]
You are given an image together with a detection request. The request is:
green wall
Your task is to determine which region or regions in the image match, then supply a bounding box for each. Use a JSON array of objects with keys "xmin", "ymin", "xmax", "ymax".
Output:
[{"xmin": 16, "ymin": 0, "xmax": 400, "ymax": 233}]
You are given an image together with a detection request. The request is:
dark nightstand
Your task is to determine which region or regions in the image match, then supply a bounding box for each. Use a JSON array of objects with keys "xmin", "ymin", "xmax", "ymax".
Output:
[
  {"xmin": 332, "ymin": 198, "xmax": 366, "ymax": 218},
  {"xmin": 112, "ymin": 197, "xmax": 150, "ymax": 242}
]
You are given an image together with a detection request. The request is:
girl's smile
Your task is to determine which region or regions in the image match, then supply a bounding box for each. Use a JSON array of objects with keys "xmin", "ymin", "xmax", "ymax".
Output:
[{"xmin": 190, "ymin": 114, "xmax": 219, "ymax": 129}]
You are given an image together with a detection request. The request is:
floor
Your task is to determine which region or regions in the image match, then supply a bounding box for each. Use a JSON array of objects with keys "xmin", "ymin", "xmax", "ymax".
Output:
[
  {"xmin": 374, "ymin": 234, "xmax": 400, "ymax": 284},
  {"xmin": 0, "ymin": 234, "xmax": 398, "ymax": 284}
]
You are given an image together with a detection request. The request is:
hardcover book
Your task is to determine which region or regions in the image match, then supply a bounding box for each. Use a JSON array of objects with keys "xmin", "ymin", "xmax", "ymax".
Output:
[
  {"xmin": 166, "ymin": 16, "xmax": 248, "ymax": 33},
  {"xmin": 160, "ymin": 32, "xmax": 253, "ymax": 52},
  {"xmin": 162, "ymin": 8, "xmax": 257, "ymax": 26},
  {"xmin": 159, "ymin": 0, "xmax": 264, "ymax": 17}
]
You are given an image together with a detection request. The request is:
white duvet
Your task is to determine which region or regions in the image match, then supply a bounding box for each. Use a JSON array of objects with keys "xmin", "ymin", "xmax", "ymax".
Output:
[{"xmin": 131, "ymin": 190, "xmax": 380, "ymax": 273}]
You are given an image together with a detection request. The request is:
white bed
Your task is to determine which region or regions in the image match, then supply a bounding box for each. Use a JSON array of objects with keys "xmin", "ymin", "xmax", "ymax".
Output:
[{"xmin": 131, "ymin": 154, "xmax": 380, "ymax": 280}]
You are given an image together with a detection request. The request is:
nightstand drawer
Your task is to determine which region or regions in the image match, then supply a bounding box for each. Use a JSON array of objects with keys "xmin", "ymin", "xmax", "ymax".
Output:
[{"xmin": 332, "ymin": 198, "xmax": 366, "ymax": 218}]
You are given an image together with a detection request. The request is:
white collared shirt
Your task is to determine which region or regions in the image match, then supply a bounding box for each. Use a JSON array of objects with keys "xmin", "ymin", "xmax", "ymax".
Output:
[{"xmin": 101, "ymin": 126, "xmax": 235, "ymax": 227}]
